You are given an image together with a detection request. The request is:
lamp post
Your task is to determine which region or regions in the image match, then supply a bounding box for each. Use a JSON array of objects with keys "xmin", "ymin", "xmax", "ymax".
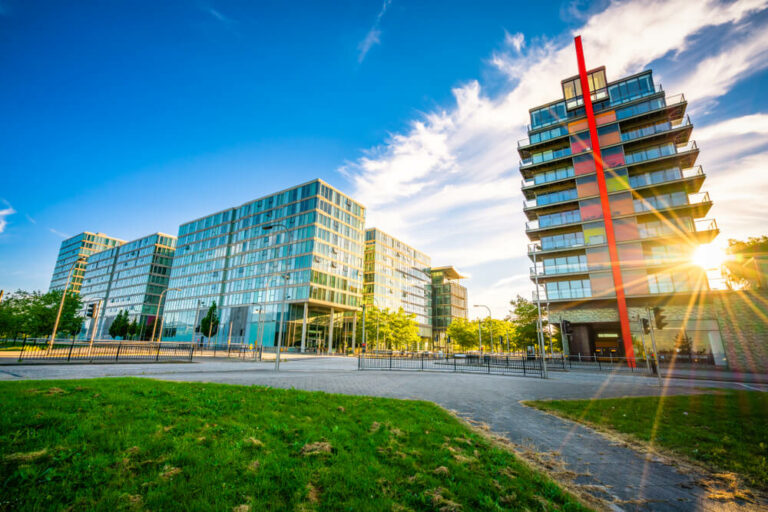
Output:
[
  {"xmin": 263, "ymin": 223, "xmax": 291, "ymax": 371},
  {"xmin": 50, "ymin": 256, "xmax": 86, "ymax": 349},
  {"xmin": 474, "ymin": 304, "xmax": 493, "ymax": 353},
  {"xmin": 152, "ymin": 287, "xmax": 181, "ymax": 342}
]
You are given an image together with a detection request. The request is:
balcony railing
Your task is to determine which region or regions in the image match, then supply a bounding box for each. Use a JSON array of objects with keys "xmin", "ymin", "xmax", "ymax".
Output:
[
  {"xmin": 520, "ymin": 147, "xmax": 572, "ymax": 168},
  {"xmin": 625, "ymin": 140, "xmax": 697, "ymax": 165},
  {"xmin": 620, "ymin": 115, "xmax": 691, "ymax": 143},
  {"xmin": 526, "ymin": 211, "xmax": 582, "ymax": 231},
  {"xmin": 530, "ymin": 264, "xmax": 589, "ymax": 277},
  {"xmin": 694, "ymin": 218, "xmax": 718, "ymax": 232},
  {"xmin": 628, "ymin": 165, "xmax": 703, "ymax": 188}
]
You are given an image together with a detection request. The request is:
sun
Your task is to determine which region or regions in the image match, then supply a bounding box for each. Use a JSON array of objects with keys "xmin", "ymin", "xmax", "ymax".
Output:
[{"xmin": 692, "ymin": 243, "xmax": 727, "ymax": 270}]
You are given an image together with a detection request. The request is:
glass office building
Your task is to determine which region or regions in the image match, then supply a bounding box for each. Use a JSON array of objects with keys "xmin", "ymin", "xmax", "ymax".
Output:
[
  {"xmin": 49, "ymin": 232, "xmax": 125, "ymax": 295},
  {"xmin": 364, "ymin": 228, "xmax": 433, "ymax": 340},
  {"xmin": 519, "ymin": 37, "xmax": 721, "ymax": 360},
  {"xmin": 430, "ymin": 266, "xmax": 468, "ymax": 347},
  {"xmin": 79, "ymin": 233, "xmax": 177, "ymax": 339},
  {"xmin": 162, "ymin": 179, "xmax": 365, "ymax": 353}
]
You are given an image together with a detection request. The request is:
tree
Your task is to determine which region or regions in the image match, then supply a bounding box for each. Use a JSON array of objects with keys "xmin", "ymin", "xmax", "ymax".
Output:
[
  {"xmin": 127, "ymin": 319, "xmax": 139, "ymax": 340},
  {"xmin": 388, "ymin": 308, "xmax": 420, "ymax": 350},
  {"xmin": 0, "ymin": 290, "xmax": 31, "ymax": 337},
  {"xmin": 199, "ymin": 302, "xmax": 220, "ymax": 341},
  {"xmin": 109, "ymin": 311, "xmax": 129, "ymax": 340},
  {"xmin": 142, "ymin": 318, "xmax": 155, "ymax": 341},
  {"xmin": 0, "ymin": 289, "xmax": 83, "ymax": 339},
  {"xmin": 353, "ymin": 305, "xmax": 420, "ymax": 351},
  {"xmin": 723, "ymin": 236, "xmax": 768, "ymax": 289},
  {"xmin": 446, "ymin": 317, "xmax": 477, "ymax": 351},
  {"xmin": 506, "ymin": 295, "xmax": 540, "ymax": 347}
]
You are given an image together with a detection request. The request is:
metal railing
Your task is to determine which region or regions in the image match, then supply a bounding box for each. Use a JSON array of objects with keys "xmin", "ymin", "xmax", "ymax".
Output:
[
  {"xmin": 559, "ymin": 354, "xmax": 653, "ymax": 374},
  {"xmin": 15, "ymin": 338, "xmax": 195, "ymax": 363},
  {"xmin": 358, "ymin": 352, "xmax": 545, "ymax": 378}
]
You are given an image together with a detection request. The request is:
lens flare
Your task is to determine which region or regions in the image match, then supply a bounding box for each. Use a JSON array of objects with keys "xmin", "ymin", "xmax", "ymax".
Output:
[{"xmin": 692, "ymin": 243, "xmax": 727, "ymax": 270}]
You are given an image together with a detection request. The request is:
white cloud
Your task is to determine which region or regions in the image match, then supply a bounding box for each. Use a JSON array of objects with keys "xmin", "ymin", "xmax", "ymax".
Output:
[
  {"xmin": 340, "ymin": 0, "xmax": 768, "ymax": 316},
  {"xmin": 504, "ymin": 31, "xmax": 525, "ymax": 52},
  {"xmin": 48, "ymin": 228, "xmax": 68, "ymax": 238},
  {"xmin": 357, "ymin": 0, "xmax": 392, "ymax": 63},
  {"xmin": 670, "ymin": 27, "xmax": 768, "ymax": 109},
  {"xmin": 0, "ymin": 206, "xmax": 15, "ymax": 234}
]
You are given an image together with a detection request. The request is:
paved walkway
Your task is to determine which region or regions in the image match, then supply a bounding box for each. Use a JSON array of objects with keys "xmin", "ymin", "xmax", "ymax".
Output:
[{"xmin": 2, "ymin": 358, "xmax": 765, "ymax": 511}]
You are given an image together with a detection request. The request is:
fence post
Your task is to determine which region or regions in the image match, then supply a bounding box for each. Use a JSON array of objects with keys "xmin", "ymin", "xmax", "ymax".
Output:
[
  {"xmin": 453, "ymin": 355, "xmax": 457, "ymax": 372},
  {"xmin": 189, "ymin": 344, "xmax": 194, "ymax": 360},
  {"xmin": 115, "ymin": 342, "xmax": 122, "ymax": 361},
  {"xmin": 421, "ymin": 353, "xmax": 424, "ymax": 371},
  {"xmin": 487, "ymin": 356, "xmax": 491, "ymax": 374},
  {"xmin": 156, "ymin": 343, "xmax": 161, "ymax": 361},
  {"xmin": 17, "ymin": 336, "xmax": 27, "ymax": 362},
  {"xmin": 389, "ymin": 353, "xmax": 392, "ymax": 370},
  {"xmin": 67, "ymin": 338, "xmax": 76, "ymax": 362},
  {"xmin": 522, "ymin": 355, "xmax": 526, "ymax": 376},
  {"xmin": 597, "ymin": 355, "xmax": 601, "ymax": 370}
]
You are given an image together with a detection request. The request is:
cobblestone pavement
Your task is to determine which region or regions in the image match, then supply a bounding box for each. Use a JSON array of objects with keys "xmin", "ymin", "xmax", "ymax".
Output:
[{"xmin": 2, "ymin": 357, "xmax": 765, "ymax": 511}]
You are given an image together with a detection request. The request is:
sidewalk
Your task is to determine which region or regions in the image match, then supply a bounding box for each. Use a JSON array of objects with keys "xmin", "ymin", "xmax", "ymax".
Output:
[{"xmin": 662, "ymin": 367, "xmax": 768, "ymax": 384}]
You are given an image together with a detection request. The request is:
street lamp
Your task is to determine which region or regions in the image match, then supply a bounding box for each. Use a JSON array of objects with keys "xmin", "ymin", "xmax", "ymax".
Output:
[
  {"xmin": 264, "ymin": 223, "xmax": 291, "ymax": 371},
  {"xmin": 152, "ymin": 287, "xmax": 181, "ymax": 342},
  {"xmin": 473, "ymin": 304, "xmax": 493, "ymax": 353},
  {"xmin": 50, "ymin": 256, "xmax": 87, "ymax": 349}
]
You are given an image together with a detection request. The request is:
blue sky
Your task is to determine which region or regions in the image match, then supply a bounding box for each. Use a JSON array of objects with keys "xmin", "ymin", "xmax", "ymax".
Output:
[{"xmin": 2, "ymin": 0, "xmax": 768, "ymax": 317}]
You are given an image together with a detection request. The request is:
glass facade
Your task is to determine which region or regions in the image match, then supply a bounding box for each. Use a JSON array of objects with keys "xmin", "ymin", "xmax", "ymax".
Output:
[
  {"xmin": 430, "ymin": 266, "xmax": 468, "ymax": 346},
  {"xmin": 162, "ymin": 179, "xmax": 365, "ymax": 352},
  {"xmin": 49, "ymin": 232, "xmax": 125, "ymax": 295},
  {"xmin": 79, "ymin": 233, "xmax": 177, "ymax": 339},
  {"xmin": 364, "ymin": 229, "xmax": 432, "ymax": 339}
]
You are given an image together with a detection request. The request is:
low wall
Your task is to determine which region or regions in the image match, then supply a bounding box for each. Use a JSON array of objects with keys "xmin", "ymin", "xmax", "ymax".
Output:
[{"xmin": 712, "ymin": 289, "xmax": 768, "ymax": 374}]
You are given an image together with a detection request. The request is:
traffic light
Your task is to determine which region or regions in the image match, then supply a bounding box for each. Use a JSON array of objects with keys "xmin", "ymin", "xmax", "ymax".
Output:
[
  {"xmin": 562, "ymin": 320, "xmax": 573, "ymax": 334},
  {"xmin": 641, "ymin": 318, "xmax": 650, "ymax": 335},
  {"xmin": 86, "ymin": 303, "xmax": 96, "ymax": 318},
  {"xmin": 652, "ymin": 307, "xmax": 667, "ymax": 330}
]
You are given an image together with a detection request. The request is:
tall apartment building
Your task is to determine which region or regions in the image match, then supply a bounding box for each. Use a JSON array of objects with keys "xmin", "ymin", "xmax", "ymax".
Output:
[
  {"xmin": 430, "ymin": 266, "xmax": 468, "ymax": 347},
  {"xmin": 162, "ymin": 179, "xmax": 365, "ymax": 353},
  {"xmin": 79, "ymin": 233, "xmax": 177, "ymax": 339},
  {"xmin": 364, "ymin": 228, "xmax": 433, "ymax": 341},
  {"xmin": 518, "ymin": 37, "xmax": 721, "ymax": 361},
  {"xmin": 49, "ymin": 232, "xmax": 125, "ymax": 294}
]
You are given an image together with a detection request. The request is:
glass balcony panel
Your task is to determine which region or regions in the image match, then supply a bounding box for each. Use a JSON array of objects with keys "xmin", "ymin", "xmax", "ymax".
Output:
[{"xmin": 535, "ymin": 188, "xmax": 578, "ymax": 206}]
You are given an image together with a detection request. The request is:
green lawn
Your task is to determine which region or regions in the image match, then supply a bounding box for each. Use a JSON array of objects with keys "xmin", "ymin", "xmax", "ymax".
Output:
[
  {"xmin": 0, "ymin": 378, "xmax": 588, "ymax": 511},
  {"xmin": 526, "ymin": 391, "xmax": 768, "ymax": 489}
]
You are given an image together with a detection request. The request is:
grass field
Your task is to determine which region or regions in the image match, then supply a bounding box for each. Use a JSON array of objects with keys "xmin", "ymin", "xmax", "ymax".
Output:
[
  {"xmin": 526, "ymin": 391, "xmax": 768, "ymax": 490},
  {"xmin": 0, "ymin": 378, "xmax": 587, "ymax": 511}
]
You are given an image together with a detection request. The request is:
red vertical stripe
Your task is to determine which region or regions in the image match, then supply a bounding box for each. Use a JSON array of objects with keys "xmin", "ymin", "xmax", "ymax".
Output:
[{"xmin": 574, "ymin": 36, "xmax": 636, "ymax": 366}]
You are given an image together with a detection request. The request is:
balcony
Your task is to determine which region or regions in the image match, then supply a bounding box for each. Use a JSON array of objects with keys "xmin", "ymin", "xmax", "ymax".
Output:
[
  {"xmin": 629, "ymin": 165, "xmax": 704, "ymax": 191},
  {"xmin": 625, "ymin": 140, "xmax": 699, "ymax": 169},
  {"xmin": 530, "ymin": 264, "xmax": 589, "ymax": 278},
  {"xmin": 620, "ymin": 115, "xmax": 692, "ymax": 147},
  {"xmin": 525, "ymin": 211, "xmax": 582, "ymax": 232},
  {"xmin": 528, "ymin": 217, "xmax": 719, "ymax": 258},
  {"xmin": 520, "ymin": 147, "xmax": 572, "ymax": 169},
  {"xmin": 634, "ymin": 191, "xmax": 713, "ymax": 218},
  {"xmin": 615, "ymin": 93, "xmax": 686, "ymax": 124}
]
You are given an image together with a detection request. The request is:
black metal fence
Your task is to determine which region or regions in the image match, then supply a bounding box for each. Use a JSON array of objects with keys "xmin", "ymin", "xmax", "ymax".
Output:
[
  {"xmin": 358, "ymin": 352, "xmax": 545, "ymax": 378},
  {"xmin": 14, "ymin": 338, "xmax": 194, "ymax": 363},
  {"xmin": 557, "ymin": 354, "xmax": 654, "ymax": 374}
]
